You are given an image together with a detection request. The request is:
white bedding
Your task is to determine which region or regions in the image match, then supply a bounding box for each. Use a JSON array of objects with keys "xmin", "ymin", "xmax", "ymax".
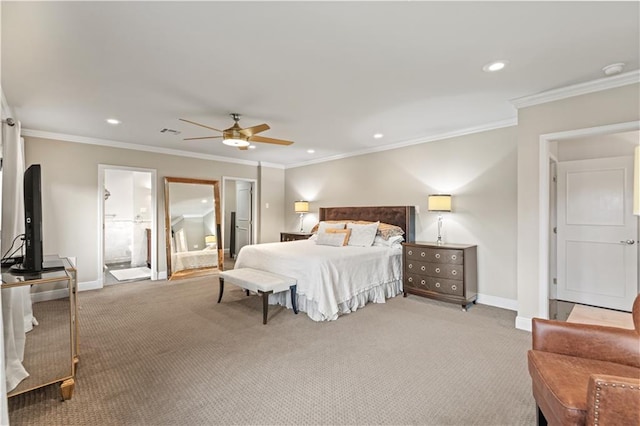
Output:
[
  {"xmin": 172, "ymin": 249, "xmax": 217, "ymax": 271},
  {"xmin": 234, "ymin": 239, "xmax": 403, "ymax": 321}
]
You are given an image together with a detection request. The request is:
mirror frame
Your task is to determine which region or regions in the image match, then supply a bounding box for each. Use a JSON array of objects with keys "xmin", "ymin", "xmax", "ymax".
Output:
[{"xmin": 164, "ymin": 177, "xmax": 223, "ymax": 279}]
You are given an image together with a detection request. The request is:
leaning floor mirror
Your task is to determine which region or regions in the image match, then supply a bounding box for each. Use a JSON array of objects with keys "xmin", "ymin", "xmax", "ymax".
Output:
[{"xmin": 164, "ymin": 177, "xmax": 223, "ymax": 280}]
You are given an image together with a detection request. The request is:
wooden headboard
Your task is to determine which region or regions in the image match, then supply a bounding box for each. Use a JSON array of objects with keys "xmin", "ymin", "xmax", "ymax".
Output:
[{"xmin": 318, "ymin": 206, "xmax": 415, "ymax": 242}]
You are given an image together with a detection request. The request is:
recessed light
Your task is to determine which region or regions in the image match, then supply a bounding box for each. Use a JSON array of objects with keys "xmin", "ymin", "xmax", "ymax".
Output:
[
  {"xmin": 248, "ymin": 145, "xmax": 256, "ymax": 149},
  {"xmin": 482, "ymin": 60, "xmax": 508, "ymax": 72},
  {"xmin": 373, "ymin": 133, "xmax": 384, "ymax": 139},
  {"xmin": 307, "ymin": 149, "xmax": 315, "ymax": 154},
  {"xmin": 106, "ymin": 118, "xmax": 121, "ymax": 125}
]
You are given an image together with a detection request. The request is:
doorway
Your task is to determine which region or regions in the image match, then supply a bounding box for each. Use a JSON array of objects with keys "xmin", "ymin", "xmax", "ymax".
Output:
[
  {"xmin": 98, "ymin": 165, "xmax": 157, "ymax": 286},
  {"xmin": 540, "ymin": 124, "xmax": 640, "ymax": 318},
  {"xmin": 222, "ymin": 177, "xmax": 257, "ymax": 264}
]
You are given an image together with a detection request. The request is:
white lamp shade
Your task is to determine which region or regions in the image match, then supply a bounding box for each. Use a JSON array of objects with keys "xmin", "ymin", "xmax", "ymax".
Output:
[
  {"xmin": 634, "ymin": 146, "xmax": 640, "ymax": 215},
  {"xmin": 294, "ymin": 201, "xmax": 309, "ymax": 213},
  {"xmin": 205, "ymin": 235, "xmax": 217, "ymax": 244},
  {"xmin": 428, "ymin": 194, "xmax": 452, "ymax": 212}
]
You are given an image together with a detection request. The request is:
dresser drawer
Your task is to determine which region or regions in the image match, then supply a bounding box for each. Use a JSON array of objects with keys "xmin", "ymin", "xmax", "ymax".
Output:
[
  {"xmin": 405, "ymin": 274, "xmax": 463, "ymax": 296},
  {"xmin": 405, "ymin": 259, "xmax": 462, "ymax": 280},
  {"xmin": 405, "ymin": 247, "xmax": 463, "ymax": 264}
]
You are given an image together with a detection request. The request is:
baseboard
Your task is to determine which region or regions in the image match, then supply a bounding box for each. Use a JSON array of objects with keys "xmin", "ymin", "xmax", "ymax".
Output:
[
  {"xmin": 515, "ymin": 316, "xmax": 532, "ymax": 332},
  {"xmin": 158, "ymin": 271, "xmax": 168, "ymax": 280},
  {"xmin": 476, "ymin": 293, "xmax": 518, "ymax": 311},
  {"xmin": 31, "ymin": 288, "xmax": 69, "ymax": 303},
  {"xmin": 79, "ymin": 280, "xmax": 102, "ymax": 292}
]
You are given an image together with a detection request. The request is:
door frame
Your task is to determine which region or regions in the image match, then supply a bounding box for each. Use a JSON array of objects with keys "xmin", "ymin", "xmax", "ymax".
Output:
[
  {"xmin": 98, "ymin": 164, "xmax": 158, "ymax": 286},
  {"xmin": 221, "ymin": 176, "xmax": 258, "ymax": 256},
  {"xmin": 538, "ymin": 120, "xmax": 640, "ymax": 318}
]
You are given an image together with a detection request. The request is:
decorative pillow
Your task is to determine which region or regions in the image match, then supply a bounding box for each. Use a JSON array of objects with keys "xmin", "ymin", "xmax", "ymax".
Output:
[
  {"xmin": 346, "ymin": 221, "xmax": 379, "ymax": 247},
  {"xmin": 311, "ymin": 221, "xmax": 347, "ymax": 234},
  {"xmin": 325, "ymin": 228, "xmax": 352, "ymax": 246},
  {"xmin": 373, "ymin": 234, "xmax": 404, "ymax": 247},
  {"xmin": 316, "ymin": 230, "xmax": 350, "ymax": 247},
  {"xmin": 354, "ymin": 221, "xmax": 404, "ymax": 240}
]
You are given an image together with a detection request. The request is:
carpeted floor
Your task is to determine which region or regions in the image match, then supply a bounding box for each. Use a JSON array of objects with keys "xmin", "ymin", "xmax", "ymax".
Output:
[{"xmin": 8, "ymin": 275, "xmax": 535, "ymax": 425}]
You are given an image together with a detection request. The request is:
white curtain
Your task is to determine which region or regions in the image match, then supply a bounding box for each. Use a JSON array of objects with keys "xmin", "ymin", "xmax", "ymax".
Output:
[{"xmin": 1, "ymin": 119, "xmax": 32, "ymax": 392}]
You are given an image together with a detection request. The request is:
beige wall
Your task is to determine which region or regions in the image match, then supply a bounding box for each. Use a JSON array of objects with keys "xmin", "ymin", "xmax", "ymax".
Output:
[
  {"xmin": 24, "ymin": 136, "xmax": 265, "ymax": 285},
  {"xmin": 285, "ymin": 126, "xmax": 518, "ymax": 306},
  {"xmin": 516, "ymin": 83, "xmax": 640, "ymax": 327}
]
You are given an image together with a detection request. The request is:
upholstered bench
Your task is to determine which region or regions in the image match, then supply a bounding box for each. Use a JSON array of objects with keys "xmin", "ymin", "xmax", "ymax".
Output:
[{"xmin": 218, "ymin": 268, "xmax": 298, "ymax": 324}]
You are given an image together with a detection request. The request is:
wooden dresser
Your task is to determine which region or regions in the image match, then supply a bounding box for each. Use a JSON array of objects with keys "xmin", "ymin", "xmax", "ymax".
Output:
[
  {"xmin": 280, "ymin": 232, "xmax": 313, "ymax": 242},
  {"xmin": 403, "ymin": 242, "xmax": 477, "ymax": 311}
]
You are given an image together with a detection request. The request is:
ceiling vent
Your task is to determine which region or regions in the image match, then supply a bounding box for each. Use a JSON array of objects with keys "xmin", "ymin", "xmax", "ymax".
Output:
[{"xmin": 160, "ymin": 128, "xmax": 181, "ymax": 135}]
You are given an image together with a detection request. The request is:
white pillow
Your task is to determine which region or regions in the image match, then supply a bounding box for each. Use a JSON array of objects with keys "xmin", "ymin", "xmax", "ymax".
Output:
[
  {"xmin": 316, "ymin": 231, "xmax": 348, "ymax": 247},
  {"xmin": 346, "ymin": 221, "xmax": 379, "ymax": 247},
  {"xmin": 373, "ymin": 235, "xmax": 404, "ymax": 247},
  {"xmin": 317, "ymin": 221, "xmax": 346, "ymax": 233}
]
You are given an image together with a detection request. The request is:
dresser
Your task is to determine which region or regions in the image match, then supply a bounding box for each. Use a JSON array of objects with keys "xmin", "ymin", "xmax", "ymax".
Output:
[
  {"xmin": 403, "ymin": 242, "xmax": 477, "ymax": 311},
  {"xmin": 280, "ymin": 232, "xmax": 313, "ymax": 242}
]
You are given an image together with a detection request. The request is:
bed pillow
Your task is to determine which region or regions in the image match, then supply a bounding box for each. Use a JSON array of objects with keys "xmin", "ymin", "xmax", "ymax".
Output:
[
  {"xmin": 373, "ymin": 234, "xmax": 404, "ymax": 247},
  {"xmin": 316, "ymin": 229, "xmax": 351, "ymax": 247},
  {"xmin": 346, "ymin": 221, "xmax": 379, "ymax": 247},
  {"xmin": 312, "ymin": 221, "xmax": 347, "ymax": 234},
  {"xmin": 354, "ymin": 221, "xmax": 405, "ymax": 240}
]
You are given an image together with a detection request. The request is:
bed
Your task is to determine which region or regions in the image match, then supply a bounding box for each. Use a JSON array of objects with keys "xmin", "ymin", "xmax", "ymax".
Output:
[
  {"xmin": 234, "ymin": 206, "xmax": 415, "ymax": 321},
  {"xmin": 172, "ymin": 248, "xmax": 218, "ymax": 271}
]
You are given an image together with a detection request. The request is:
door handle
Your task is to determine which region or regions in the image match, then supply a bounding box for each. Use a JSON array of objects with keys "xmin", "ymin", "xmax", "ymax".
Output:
[{"xmin": 620, "ymin": 239, "xmax": 636, "ymax": 245}]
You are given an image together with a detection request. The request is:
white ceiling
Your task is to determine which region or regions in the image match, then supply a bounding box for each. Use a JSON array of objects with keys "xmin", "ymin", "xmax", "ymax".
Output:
[{"xmin": 2, "ymin": 1, "xmax": 639, "ymax": 167}]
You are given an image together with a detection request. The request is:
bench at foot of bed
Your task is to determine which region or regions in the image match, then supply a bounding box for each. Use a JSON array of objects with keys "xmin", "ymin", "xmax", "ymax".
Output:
[{"xmin": 218, "ymin": 268, "xmax": 298, "ymax": 324}]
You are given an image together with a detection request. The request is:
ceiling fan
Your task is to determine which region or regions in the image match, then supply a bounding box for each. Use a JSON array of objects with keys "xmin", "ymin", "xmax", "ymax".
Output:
[{"xmin": 179, "ymin": 113, "xmax": 294, "ymax": 150}]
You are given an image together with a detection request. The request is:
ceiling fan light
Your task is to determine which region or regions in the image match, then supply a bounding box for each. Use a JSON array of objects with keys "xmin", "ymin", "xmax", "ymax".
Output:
[{"xmin": 222, "ymin": 138, "xmax": 250, "ymax": 147}]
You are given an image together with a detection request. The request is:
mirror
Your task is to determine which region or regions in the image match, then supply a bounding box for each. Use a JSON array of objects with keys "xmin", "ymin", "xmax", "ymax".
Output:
[{"xmin": 164, "ymin": 177, "xmax": 223, "ymax": 279}]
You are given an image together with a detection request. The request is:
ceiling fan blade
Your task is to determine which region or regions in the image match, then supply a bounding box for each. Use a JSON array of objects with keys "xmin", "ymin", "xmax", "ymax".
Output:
[
  {"xmin": 183, "ymin": 136, "xmax": 223, "ymax": 141},
  {"xmin": 249, "ymin": 135, "xmax": 294, "ymax": 146},
  {"xmin": 239, "ymin": 123, "xmax": 270, "ymax": 137},
  {"xmin": 179, "ymin": 118, "xmax": 223, "ymax": 133}
]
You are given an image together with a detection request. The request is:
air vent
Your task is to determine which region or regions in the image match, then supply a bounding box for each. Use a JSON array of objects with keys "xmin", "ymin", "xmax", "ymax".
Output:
[{"xmin": 160, "ymin": 128, "xmax": 181, "ymax": 135}]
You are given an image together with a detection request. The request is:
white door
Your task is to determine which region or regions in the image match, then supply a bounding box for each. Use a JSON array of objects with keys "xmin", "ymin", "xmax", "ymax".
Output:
[
  {"xmin": 234, "ymin": 181, "xmax": 253, "ymax": 257},
  {"xmin": 557, "ymin": 156, "xmax": 638, "ymax": 311}
]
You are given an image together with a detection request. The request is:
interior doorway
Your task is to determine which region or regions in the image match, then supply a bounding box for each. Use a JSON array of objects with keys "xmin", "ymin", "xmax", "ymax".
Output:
[
  {"xmin": 98, "ymin": 165, "xmax": 157, "ymax": 286},
  {"xmin": 222, "ymin": 177, "xmax": 257, "ymax": 263}
]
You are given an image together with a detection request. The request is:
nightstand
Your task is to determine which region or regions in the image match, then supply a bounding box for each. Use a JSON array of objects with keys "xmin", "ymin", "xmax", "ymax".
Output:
[
  {"xmin": 280, "ymin": 232, "xmax": 313, "ymax": 242},
  {"xmin": 402, "ymin": 242, "xmax": 477, "ymax": 311}
]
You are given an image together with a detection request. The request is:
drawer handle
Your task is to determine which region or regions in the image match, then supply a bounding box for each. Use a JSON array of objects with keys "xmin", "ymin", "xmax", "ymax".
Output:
[
  {"xmin": 421, "ymin": 280, "xmax": 426, "ymax": 285},
  {"xmin": 420, "ymin": 252, "xmax": 426, "ymax": 257},
  {"xmin": 408, "ymin": 264, "xmax": 413, "ymax": 269},
  {"xmin": 435, "ymin": 268, "xmax": 441, "ymax": 273},
  {"xmin": 452, "ymin": 270, "xmax": 457, "ymax": 276},
  {"xmin": 408, "ymin": 277, "xmax": 413, "ymax": 282},
  {"xmin": 421, "ymin": 266, "xmax": 426, "ymax": 271},
  {"xmin": 435, "ymin": 282, "xmax": 441, "ymax": 288},
  {"xmin": 451, "ymin": 255, "xmax": 457, "ymax": 260},
  {"xmin": 451, "ymin": 285, "xmax": 457, "ymax": 291},
  {"xmin": 408, "ymin": 250, "xmax": 413, "ymax": 255},
  {"xmin": 435, "ymin": 253, "xmax": 441, "ymax": 259}
]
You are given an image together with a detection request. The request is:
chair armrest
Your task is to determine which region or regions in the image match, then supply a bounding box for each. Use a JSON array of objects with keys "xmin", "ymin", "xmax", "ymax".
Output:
[
  {"xmin": 586, "ymin": 374, "xmax": 640, "ymax": 426},
  {"xmin": 532, "ymin": 318, "xmax": 640, "ymax": 368}
]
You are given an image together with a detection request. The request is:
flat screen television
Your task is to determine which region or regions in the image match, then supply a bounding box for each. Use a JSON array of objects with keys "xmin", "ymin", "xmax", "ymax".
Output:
[{"xmin": 10, "ymin": 164, "xmax": 64, "ymax": 274}]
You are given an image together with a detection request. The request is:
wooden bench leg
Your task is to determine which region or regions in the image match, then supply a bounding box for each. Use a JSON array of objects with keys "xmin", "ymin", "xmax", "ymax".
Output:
[
  {"xmin": 259, "ymin": 290, "xmax": 273, "ymax": 324},
  {"xmin": 217, "ymin": 277, "xmax": 224, "ymax": 303},
  {"xmin": 290, "ymin": 285, "xmax": 298, "ymax": 314}
]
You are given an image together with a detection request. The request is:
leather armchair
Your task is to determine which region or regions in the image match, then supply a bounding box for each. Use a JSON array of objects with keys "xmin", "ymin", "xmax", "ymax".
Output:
[{"xmin": 527, "ymin": 295, "xmax": 640, "ymax": 425}]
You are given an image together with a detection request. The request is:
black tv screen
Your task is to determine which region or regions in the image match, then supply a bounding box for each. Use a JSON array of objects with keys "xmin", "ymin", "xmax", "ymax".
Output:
[{"xmin": 11, "ymin": 164, "xmax": 43, "ymax": 273}]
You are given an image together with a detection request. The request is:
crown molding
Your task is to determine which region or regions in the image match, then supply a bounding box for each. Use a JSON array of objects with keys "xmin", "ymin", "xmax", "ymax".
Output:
[
  {"xmin": 286, "ymin": 117, "xmax": 517, "ymax": 169},
  {"xmin": 259, "ymin": 161, "xmax": 286, "ymax": 170},
  {"xmin": 20, "ymin": 129, "xmax": 273, "ymax": 167},
  {"xmin": 511, "ymin": 70, "xmax": 640, "ymax": 109}
]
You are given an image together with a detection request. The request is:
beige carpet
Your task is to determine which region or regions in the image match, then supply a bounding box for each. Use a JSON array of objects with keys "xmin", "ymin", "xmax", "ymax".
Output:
[{"xmin": 8, "ymin": 276, "xmax": 535, "ymax": 425}]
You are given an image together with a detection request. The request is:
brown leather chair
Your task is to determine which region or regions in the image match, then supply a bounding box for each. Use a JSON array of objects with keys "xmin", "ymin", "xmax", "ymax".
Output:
[{"xmin": 527, "ymin": 295, "xmax": 640, "ymax": 426}]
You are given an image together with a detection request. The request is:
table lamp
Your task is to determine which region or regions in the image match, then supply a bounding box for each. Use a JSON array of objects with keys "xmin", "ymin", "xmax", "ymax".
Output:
[
  {"xmin": 294, "ymin": 201, "xmax": 309, "ymax": 232},
  {"xmin": 428, "ymin": 194, "xmax": 452, "ymax": 245}
]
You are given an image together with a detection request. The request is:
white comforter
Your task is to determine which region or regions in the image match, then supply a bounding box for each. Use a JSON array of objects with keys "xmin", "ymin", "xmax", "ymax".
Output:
[
  {"xmin": 234, "ymin": 239, "xmax": 403, "ymax": 321},
  {"xmin": 172, "ymin": 249, "xmax": 218, "ymax": 271}
]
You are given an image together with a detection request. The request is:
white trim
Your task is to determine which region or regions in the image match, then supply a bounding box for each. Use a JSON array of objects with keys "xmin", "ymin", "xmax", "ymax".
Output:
[
  {"xmin": 1, "ymin": 87, "xmax": 15, "ymax": 121},
  {"xmin": 515, "ymin": 316, "xmax": 532, "ymax": 332},
  {"xmin": 511, "ymin": 70, "xmax": 640, "ymax": 109},
  {"xmin": 286, "ymin": 118, "xmax": 517, "ymax": 169},
  {"xmin": 537, "ymin": 120, "xmax": 640, "ymax": 321},
  {"xmin": 476, "ymin": 293, "xmax": 517, "ymax": 311},
  {"xmin": 31, "ymin": 288, "xmax": 69, "ymax": 303},
  {"xmin": 158, "ymin": 271, "xmax": 168, "ymax": 280},
  {"xmin": 259, "ymin": 161, "xmax": 286, "ymax": 170},
  {"xmin": 21, "ymin": 129, "xmax": 264, "ymax": 167},
  {"xmin": 79, "ymin": 279, "xmax": 102, "ymax": 292},
  {"xmin": 221, "ymin": 176, "xmax": 258, "ymax": 252}
]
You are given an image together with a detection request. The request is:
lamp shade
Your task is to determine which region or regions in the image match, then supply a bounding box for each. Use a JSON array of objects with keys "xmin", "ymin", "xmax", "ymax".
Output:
[
  {"xmin": 634, "ymin": 146, "xmax": 640, "ymax": 215},
  {"xmin": 428, "ymin": 194, "xmax": 452, "ymax": 212},
  {"xmin": 294, "ymin": 201, "xmax": 309, "ymax": 213},
  {"xmin": 205, "ymin": 235, "xmax": 217, "ymax": 244}
]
